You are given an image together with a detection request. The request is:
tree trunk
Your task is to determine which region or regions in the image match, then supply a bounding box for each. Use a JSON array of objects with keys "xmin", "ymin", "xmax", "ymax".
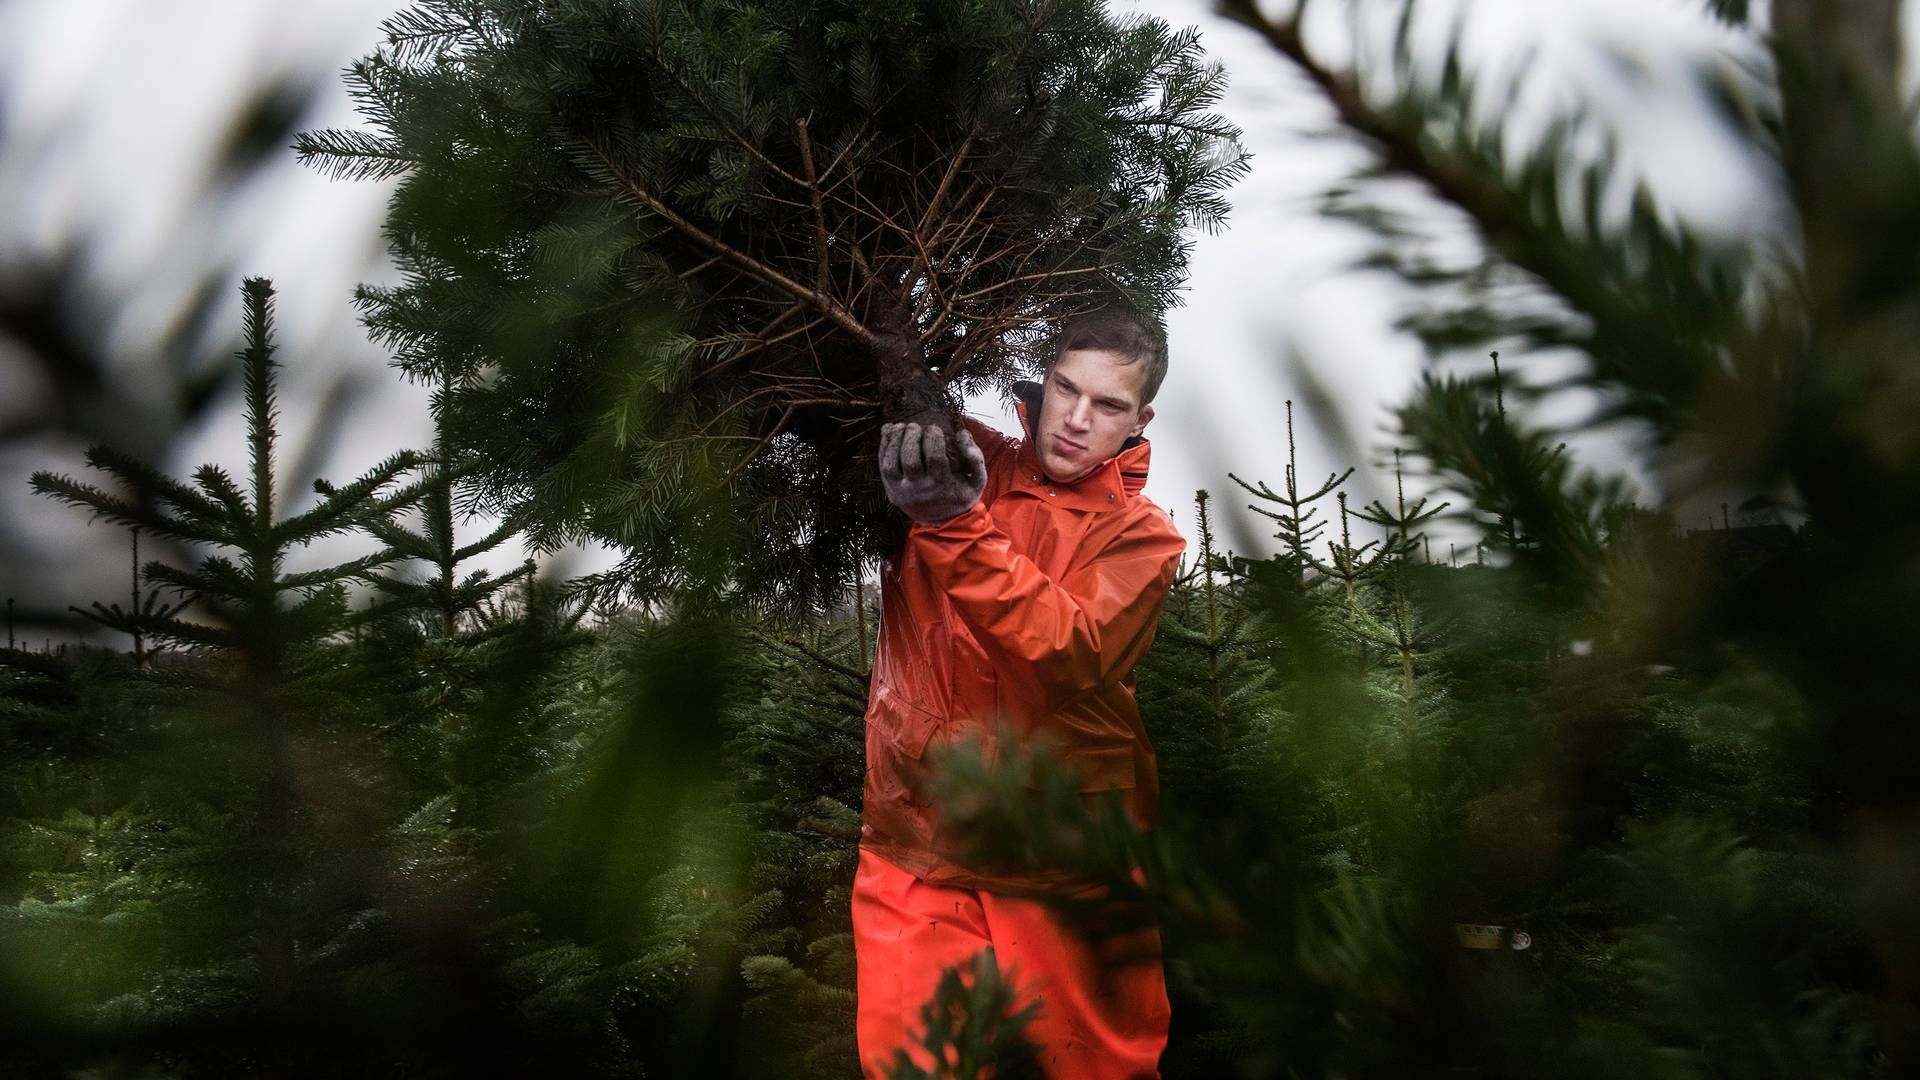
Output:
[{"xmin": 870, "ymin": 293, "xmax": 958, "ymax": 432}]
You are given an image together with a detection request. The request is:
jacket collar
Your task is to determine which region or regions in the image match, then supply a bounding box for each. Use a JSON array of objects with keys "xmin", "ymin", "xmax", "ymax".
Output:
[{"xmin": 1010, "ymin": 381, "xmax": 1152, "ymax": 512}]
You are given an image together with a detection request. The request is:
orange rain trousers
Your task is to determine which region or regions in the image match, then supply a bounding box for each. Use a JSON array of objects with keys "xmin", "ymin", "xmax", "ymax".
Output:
[{"xmin": 852, "ymin": 847, "xmax": 1170, "ymax": 1079}]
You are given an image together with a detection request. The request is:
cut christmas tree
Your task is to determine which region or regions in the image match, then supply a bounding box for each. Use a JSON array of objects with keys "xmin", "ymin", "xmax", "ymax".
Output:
[{"xmin": 298, "ymin": 0, "xmax": 1247, "ymax": 613}]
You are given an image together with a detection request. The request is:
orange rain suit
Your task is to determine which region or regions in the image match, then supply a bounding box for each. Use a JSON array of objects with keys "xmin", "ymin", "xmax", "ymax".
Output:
[{"xmin": 855, "ymin": 388, "xmax": 1186, "ymax": 1079}]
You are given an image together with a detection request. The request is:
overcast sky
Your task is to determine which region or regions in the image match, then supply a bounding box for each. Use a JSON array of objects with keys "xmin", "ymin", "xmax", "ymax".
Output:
[{"xmin": 2, "ymin": 0, "xmax": 1885, "ymax": 637}]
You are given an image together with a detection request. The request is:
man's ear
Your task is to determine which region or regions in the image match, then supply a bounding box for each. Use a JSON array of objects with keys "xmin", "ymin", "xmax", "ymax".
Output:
[{"xmin": 1130, "ymin": 404, "xmax": 1154, "ymax": 438}]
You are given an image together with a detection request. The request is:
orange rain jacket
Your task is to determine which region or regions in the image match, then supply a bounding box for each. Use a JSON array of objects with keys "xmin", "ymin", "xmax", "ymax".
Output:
[{"xmin": 859, "ymin": 385, "xmax": 1187, "ymax": 892}]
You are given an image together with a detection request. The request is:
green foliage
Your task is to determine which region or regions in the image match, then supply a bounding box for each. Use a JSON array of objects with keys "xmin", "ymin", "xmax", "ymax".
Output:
[
  {"xmin": 0, "ymin": 601, "xmax": 853, "ymax": 1076},
  {"xmin": 348, "ymin": 387, "xmax": 536, "ymax": 643},
  {"xmin": 1580, "ymin": 817, "xmax": 1871, "ymax": 1080},
  {"xmin": 920, "ymin": 482, "xmax": 1868, "ymax": 1077},
  {"xmin": 883, "ymin": 949, "xmax": 1043, "ymax": 1080},
  {"xmin": 299, "ymin": 0, "xmax": 1247, "ymax": 615},
  {"xmin": 728, "ymin": 618, "xmax": 869, "ymax": 1078},
  {"xmin": 1140, "ymin": 491, "xmax": 1285, "ymax": 825},
  {"xmin": 15, "ymin": 280, "xmax": 440, "ymax": 1050},
  {"xmin": 30, "ymin": 278, "xmax": 424, "ymax": 667},
  {"xmin": 0, "ymin": 477, "xmax": 1889, "ymax": 1078}
]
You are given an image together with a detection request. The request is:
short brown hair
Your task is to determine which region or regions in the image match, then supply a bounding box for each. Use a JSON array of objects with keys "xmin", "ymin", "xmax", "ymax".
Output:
[{"xmin": 1048, "ymin": 308, "xmax": 1168, "ymax": 406}]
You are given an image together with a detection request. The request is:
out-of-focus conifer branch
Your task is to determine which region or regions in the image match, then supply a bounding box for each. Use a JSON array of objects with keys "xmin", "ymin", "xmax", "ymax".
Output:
[{"xmin": 1219, "ymin": 0, "xmax": 1638, "ymax": 346}]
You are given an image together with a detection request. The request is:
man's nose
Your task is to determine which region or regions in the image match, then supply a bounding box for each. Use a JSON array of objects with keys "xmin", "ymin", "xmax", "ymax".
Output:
[{"xmin": 1066, "ymin": 398, "xmax": 1093, "ymax": 430}]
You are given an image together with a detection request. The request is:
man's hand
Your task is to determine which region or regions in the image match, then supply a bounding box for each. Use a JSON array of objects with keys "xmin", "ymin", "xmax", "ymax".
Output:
[{"xmin": 880, "ymin": 421, "xmax": 987, "ymax": 525}]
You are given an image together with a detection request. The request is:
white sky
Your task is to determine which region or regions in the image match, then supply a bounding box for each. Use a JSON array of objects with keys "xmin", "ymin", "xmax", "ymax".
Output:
[{"xmin": 0, "ymin": 0, "xmax": 1880, "ymax": 636}]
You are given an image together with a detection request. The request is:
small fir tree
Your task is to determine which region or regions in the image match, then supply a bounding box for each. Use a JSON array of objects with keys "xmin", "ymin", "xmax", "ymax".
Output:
[
  {"xmin": 67, "ymin": 528, "xmax": 186, "ymax": 671},
  {"xmin": 348, "ymin": 371, "xmax": 534, "ymax": 642},
  {"xmin": 27, "ymin": 277, "xmax": 425, "ymax": 1017},
  {"xmin": 1229, "ymin": 399, "xmax": 1353, "ymax": 594}
]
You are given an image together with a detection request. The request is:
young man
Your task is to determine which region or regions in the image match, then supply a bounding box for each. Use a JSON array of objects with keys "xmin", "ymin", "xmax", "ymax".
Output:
[{"xmin": 856, "ymin": 309, "xmax": 1186, "ymax": 1079}]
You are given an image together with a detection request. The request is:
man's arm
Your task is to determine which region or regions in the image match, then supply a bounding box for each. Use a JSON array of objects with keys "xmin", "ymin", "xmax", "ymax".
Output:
[
  {"xmin": 909, "ymin": 502, "xmax": 1185, "ymax": 703},
  {"xmin": 960, "ymin": 415, "xmax": 1019, "ymax": 471},
  {"xmin": 877, "ymin": 420, "xmax": 1184, "ymax": 703}
]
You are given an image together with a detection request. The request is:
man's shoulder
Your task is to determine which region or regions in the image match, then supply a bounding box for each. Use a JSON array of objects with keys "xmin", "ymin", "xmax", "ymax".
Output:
[
  {"xmin": 1136, "ymin": 494, "xmax": 1179, "ymax": 526},
  {"xmin": 961, "ymin": 414, "xmax": 1021, "ymax": 458},
  {"xmin": 1094, "ymin": 491, "xmax": 1185, "ymax": 561},
  {"xmin": 1122, "ymin": 494, "xmax": 1183, "ymax": 538},
  {"xmin": 962, "ymin": 415, "xmax": 1027, "ymax": 488}
]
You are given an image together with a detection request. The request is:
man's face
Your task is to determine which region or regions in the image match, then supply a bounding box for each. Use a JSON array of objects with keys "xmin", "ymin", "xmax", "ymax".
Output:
[{"xmin": 1035, "ymin": 347, "xmax": 1155, "ymax": 484}]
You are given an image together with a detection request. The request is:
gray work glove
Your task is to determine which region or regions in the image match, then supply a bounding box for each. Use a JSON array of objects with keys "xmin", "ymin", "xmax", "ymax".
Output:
[{"xmin": 879, "ymin": 421, "xmax": 988, "ymax": 525}]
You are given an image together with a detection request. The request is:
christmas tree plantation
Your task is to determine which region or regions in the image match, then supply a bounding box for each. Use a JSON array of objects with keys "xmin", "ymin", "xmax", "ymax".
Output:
[
  {"xmin": 1, "ymin": 404, "xmax": 1892, "ymax": 1077},
  {"xmin": 9, "ymin": 0, "xmax": 1920, "ymax": 1074}
]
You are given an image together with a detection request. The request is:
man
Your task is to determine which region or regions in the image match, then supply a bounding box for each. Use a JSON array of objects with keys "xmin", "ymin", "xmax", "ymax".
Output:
[{"xmin": 855, "ymin": 308, "xmax": 1187, "ymax": 1079}]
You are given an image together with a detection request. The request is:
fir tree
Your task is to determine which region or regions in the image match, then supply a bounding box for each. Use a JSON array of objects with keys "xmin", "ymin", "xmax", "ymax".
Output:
[
  {"xmin": 67, "ymin": 528, "xmax": 186, "ymax": 671},
  {"xmin": 297, "ymin": 0, "xmax": 1249, "ymax": 613},
  {"xmin": 349, "ymin": 371, "xmax": 534, "ymax": 642},
  {"xmin": 30, "ymin": 279, "xmax": 424, "ymax": 669},
  {"xmin": 1205, "ymin": 0, "xmax": 1920, "ymax": 1070},
  {"xmin": 333, "ymin": 364, "xmax": 590, "ymax": 822},
  {"xmin": 26, "ymin": 277, "xmax": 425, "ymax": 1023},
  {"xmin": 1229, "ymin": 399, "xmax": 1352, "ymax": 594},
  {"xmin": 1142, "ymin": 490, "xmax": 1281, "ymax": 813},
  {"xmin": 1335, "ymin": 458, "xmax": 1452, "ymax": 804},
  {"xmin": 731, "ymin": 615, "xmax": 871, "ymax": 1078}
]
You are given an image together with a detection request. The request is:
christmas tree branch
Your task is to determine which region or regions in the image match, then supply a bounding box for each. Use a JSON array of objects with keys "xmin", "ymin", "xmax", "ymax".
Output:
[
  {"xmin": 650, "ymin": 41, "xmax": 811, "ymax": 191},
  {"xmin": 586, "ymin": 140, "xmax": 880, "ymax": 351},
  {"xmin": 1769, "ymin": 0, "xmax": 1920, "ymax": 317},
  {"xmin": 796, "ymin": 117, "xmax": 832, "ymax": 291},
  {"xmin": 914, "ymin": 129, "xmax": 978, "ymax": 239},
  {"xmin": 750, "ymin": 629, "xmax": 869, "ymax": 690},
  {"xmin": 27, "ymin": 473, "xmax": 225, "ymax": 547},
  {"xmin": 1221, "ymin": 1, "xmax": 1639, "ymax": 344}
]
